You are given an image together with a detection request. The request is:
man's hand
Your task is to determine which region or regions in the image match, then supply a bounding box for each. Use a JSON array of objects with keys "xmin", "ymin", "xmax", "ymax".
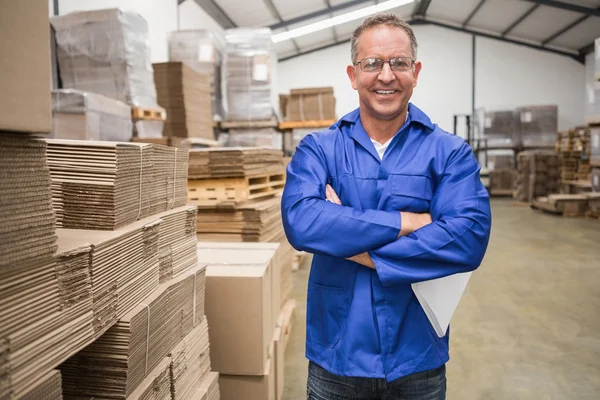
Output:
[
  {"xmin": 325, "ymin": 184, "xmax": 342, "ymax": 205},
  {"xmin": 398, "ymin": 212, "xmax": 432, "ymax": 237}
]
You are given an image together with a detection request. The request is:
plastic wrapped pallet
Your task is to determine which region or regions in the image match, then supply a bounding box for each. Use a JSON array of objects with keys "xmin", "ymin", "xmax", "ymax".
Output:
[
  {"xmin": 223, "ymin": 28, "xmax": 276, "ymax": 121},
  {"xmin": 50, "ymin": 9, "xmax": 159, "ymax": 108},
  {"xmin": 168, "ymin": 30, "xmax": 225, "ymax": 119},
  {"xmin": 514, "ymin": 150, "xmax": 560, "ymax": 203},
  {"xmin": 514, "ymin": 105, "xmax": 558, "ymax": 148},
  {"xmin": 283, "ymin": 128, "xmax": 313, "ymax": 156},
  {"xmin": 585, "ymin": 51, "xmax": 600, "ymax": 124},
  {"xmin": 228, "ymin": 128, "xmax": 282, "ymax": 150},
  {"xmin": 591, "ymin": 126, "xmax": 600, "ymax": 166},
  {"xmin": 52, "ymin": 89, "xmax": 132, "ymax": 141},
  {"xmin": 482, "ymin": 110, "xmax": 518, "ymax": 148}
]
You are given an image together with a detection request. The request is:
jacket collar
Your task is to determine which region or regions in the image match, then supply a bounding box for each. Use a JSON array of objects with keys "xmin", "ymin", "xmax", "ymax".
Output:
[{"xmin": 338, "ymin": 103, "xmax": 435, "ymax": 131}]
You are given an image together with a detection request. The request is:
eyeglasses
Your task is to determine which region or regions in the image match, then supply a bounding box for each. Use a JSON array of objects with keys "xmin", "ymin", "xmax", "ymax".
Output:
[{"xmin": 354, "ymin": 57, "xmax": 415, "ymax": 72}]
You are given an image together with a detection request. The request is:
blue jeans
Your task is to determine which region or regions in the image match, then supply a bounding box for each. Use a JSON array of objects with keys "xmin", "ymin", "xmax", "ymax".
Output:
[{"xmin": 307, "ymin": 361, "xmax": 446, "ymax": 400}]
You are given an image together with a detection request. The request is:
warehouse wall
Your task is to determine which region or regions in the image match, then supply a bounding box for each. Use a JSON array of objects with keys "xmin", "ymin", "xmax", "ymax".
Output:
[
  {"xmin": 277, "ymin": 25, "xmax": 586, "ymax": 135},
  {"xmin": 178, "ymin": 0, "xmax": 225, "ymax": 34}
]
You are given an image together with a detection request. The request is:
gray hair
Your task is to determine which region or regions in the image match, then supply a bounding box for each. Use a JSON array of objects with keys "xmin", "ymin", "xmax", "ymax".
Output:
[{"xmin": 350, "ymin": 13, "xmax": 418, "ymax": 63}]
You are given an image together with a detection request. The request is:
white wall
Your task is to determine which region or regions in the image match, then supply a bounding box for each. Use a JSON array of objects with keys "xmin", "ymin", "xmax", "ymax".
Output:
[
  {"xmin": 277, "ymin": 25, "xmax": 586, "ymax": 135},
  {"xmin": 178, "ymin": 0, "xmax": 225, "ymax": 34}
]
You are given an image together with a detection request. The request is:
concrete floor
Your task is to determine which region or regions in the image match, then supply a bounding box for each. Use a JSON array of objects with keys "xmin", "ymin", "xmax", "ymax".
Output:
[{"xmin": 283, "ymin": 198, "xmax": 600, "ymax": 399}]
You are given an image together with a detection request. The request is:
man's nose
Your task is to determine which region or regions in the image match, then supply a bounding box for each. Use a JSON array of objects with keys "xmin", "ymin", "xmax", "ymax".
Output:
[{"xmin": 377, "ymin": 62, "xmax": 396, "ymax": 83}]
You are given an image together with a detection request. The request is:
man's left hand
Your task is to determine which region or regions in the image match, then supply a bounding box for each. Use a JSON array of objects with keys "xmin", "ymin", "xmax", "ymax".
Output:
[{"xmin": 326, "ymin": 184, "xmax": 376, "ymax": 270}]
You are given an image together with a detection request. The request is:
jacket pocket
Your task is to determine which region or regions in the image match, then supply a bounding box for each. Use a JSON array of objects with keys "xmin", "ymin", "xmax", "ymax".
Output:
[
  {"xmin": 306, "ymin": 283, "xmax": 349, "ymax": 349},
  {"xmin": 388, "ymin": 174, "xmax": 433, "ymax": 212}
]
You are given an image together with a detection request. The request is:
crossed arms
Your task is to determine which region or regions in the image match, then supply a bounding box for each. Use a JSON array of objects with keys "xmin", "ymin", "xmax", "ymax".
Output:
[{"xmin": 281, "ymin": 135, "xmax": 492, "ymax": 286}]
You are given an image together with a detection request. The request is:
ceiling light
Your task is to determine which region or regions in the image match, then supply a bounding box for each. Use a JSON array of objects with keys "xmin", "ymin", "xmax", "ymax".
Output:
[{"xmin": 272, "ymin": 0, "xmax": 415, "ymax": 43}]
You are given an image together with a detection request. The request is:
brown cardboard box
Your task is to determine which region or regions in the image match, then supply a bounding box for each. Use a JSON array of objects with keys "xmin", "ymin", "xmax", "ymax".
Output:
[
  {"xmin": 0, "ymin": 0, "xmax": 52, "ymax": 133},
  {"xmin": 197, "ymin": 243, "xmax": 281, "ymax": 332},
  {"xmin": 273, "ymin": 327, "xmax": 284, "ymax": 400},
  {"xmin": 205, "ymin": 264, "xmax": 272, "ymax": 375},
  {"xmin": 286, "ymin": 87, "xmax": 336, "ymax": 121},
  {"xmin": 219, "ymin": 358, "xmax": 275, "ymax": 400}
]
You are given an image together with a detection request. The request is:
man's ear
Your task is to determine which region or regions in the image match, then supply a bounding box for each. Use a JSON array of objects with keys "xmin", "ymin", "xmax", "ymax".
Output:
[{"xmin": 347, "ymin": 64, "xmax": 358, "ymax": 90}]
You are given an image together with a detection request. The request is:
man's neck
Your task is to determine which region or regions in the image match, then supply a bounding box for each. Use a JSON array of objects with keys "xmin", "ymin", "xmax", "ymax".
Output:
[{"xmin": 360, "ymin": 108, "xmax": 408, "ymax": 145}]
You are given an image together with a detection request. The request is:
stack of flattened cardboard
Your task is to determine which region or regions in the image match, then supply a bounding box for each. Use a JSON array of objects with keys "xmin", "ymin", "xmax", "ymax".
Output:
[
  {"xmin": 228, "ymin": 128, "xmax": 282, "ymax": 150},
  {"xmin": 194, "ymin": 372, "xmax": 220, "ymax": 400},
  {"xmin": 19, "ymin": 370, "xmax": 62, "ymax": 400},
  {"xmin": 126, "ymin": 358, "xmax": 171, "ymax": 400},
  {"xmin": 188, "ymin": 148, "xmax": 283, "ymax": 179},
  {"xmin": 514, "ymin": 150, "xmax": 560, "ymax": 203},
  {"xmin": 168, "ymin": 30, "xmax": 224, "ymax": 119},
  {"xmin": 45, "ymin": 140, "xmax": 189, "ymax": 230},
  {"xmin": 0, "ymin": 247, "xmax": 95, "ymax": 400},
  {"xmin": 158, "ymin": 206, "xmax": 198, "ymax": 283},
  {"xmin": 60, "ymin": 264, "xmax": 206, "ymax": 398},
  {"xmin": 515, "ymin": 105, "xmax": 558, "ymax": 148},
  {"xmin": 170, "ymin": 317, "xmax": 212, "ymax": 400},
  {"xmin": 153, "ymin": 62, "xmax": 214, "ymax": 140},
  {"xmin": 52, "ymin": 89, "xmax": 133, "ymax": 142},
  {"xmin": 0, "ymin": 135, "xmax": 58, "ymax": 268},
  {"xmin": 56, "ymin": 215, "xmax": 162, "ymax": 337},
  {"xmin": 196, "ymin": 197, "xmax": 283, "ymax": 242},
  {"xmin": 286, "ymin": 87, "xmax": 336, "ymax": 121}
]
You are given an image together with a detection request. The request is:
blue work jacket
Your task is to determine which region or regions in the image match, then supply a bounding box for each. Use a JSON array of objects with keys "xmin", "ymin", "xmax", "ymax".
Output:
[{"xmin": 281, "ymin": 103, "xmax": 492, "ymax": 382}]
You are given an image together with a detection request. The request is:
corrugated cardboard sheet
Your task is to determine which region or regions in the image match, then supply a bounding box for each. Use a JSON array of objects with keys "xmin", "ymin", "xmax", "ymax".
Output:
[
  {"xmin": 0, "ymin": 135, "xmax": 58, "ymax": 268},
  {"xmin": 19, "ymin": 370, "xmax": 62, "ymax": 400},
  {"xmin": 60, "ymin": 264, "xmax": 207, "ymax": 399},
  {"xmin": 188, "ymin": 147, "xmax": 283, "ymax": 179},
  {"xmin": 286, "ymin": 87, "xmax": 335, "ymax": 121},
  {"xmin": 153, "ymin": 62, "xmax": 214, "ymax": 140},
  {"xmin": 45, "ymin": 140, "xmax": 188, "ymax": 230}
]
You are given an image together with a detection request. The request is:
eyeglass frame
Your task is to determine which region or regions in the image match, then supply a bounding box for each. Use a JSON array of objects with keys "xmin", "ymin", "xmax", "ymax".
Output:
[{"xmin": 353, "ymin": 57, "xmax": 416, "ymax": 72}]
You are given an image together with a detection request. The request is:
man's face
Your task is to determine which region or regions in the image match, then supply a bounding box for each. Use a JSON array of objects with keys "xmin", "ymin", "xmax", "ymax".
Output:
[{"xmin": 347, "ymin": 25, "xmax": 422, "ymax": 122}]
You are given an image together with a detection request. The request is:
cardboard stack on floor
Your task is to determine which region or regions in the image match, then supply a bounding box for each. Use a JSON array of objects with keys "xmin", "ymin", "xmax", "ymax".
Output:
[
  {"xmin": 196, "ymin": 244, "xmax": 296, "ymax": 400},
  {"xmin": 514, "ymin": 150, "xmax": 560, "ymax": 203},
  {"xmin": 50, "ymin": 8, "xmax": 166, "ymax": 139},
  {"xmin": 189, "ymin": 148, "xmax": 296, "ymax": 400},
  {"xmin": 153, "ymin": 61, "xmax": 215, "ymax": 141},
  {"xmin": 168, "ymin": 30, "xmax": 225, "ymax": 120},
  {"xmin": 0, "ymin": 3, "xmax": 97, "ymax": 398}
]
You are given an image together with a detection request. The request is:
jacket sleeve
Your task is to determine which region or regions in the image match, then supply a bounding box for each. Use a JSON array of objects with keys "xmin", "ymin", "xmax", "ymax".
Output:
[
  {"xmin": 370, "ymin": 141, "xmax": 492, "ymax": 287},
  {"xmin": 281, "ymin": 134, "xmax": 401, "ymax": 258}
]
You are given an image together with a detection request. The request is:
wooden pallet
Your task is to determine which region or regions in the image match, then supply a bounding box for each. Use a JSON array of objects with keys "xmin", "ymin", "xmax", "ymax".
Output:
[
  {"xmin": 220, "ymin": 119, "xmax": 279, "ymax": 129},
  {"xmin": 131, "ymin": 107, "xmax": 166, "ymax": 121},
  {"xmin": 279, "ymin": 119, "xmax": 337, "ymax": 130},
  {"xmin": 187, "ymin": 171, "xmax": 285, "ymax": 207},
  {"xmin": 531, "ymin": 194, "xmax": 589, "ymax": 217}
]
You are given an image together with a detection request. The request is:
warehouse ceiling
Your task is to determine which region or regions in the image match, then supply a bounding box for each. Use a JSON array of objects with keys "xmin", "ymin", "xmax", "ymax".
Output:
[{"xmin": 189, "ymin": 0, "xmax": 600, "ymax": 63}]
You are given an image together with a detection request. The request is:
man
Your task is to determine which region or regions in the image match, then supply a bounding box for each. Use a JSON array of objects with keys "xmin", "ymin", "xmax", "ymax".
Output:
[{"xmin": 281, "ymin": 13, "xmax": 492, "ymax": 400}]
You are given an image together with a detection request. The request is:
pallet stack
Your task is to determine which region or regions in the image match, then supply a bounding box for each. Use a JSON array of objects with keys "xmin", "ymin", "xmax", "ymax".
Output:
[
  {"xmin": 489, "ymin": 168, "xmax": 518, "ymax": 196},
  {"xmin": 514, "ymin": 150, "xmax": 560, "ymax": 203},
  {"xmin": 50, "ymin": 8, "xmax": 166, "ymax": 139}
]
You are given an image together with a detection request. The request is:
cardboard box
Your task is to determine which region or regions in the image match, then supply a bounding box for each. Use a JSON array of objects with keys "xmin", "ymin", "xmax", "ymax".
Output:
[
  {"xmin": 198, "ymin": 243, "xmax": 280, "ymax": 333},
  {"xmin": 205, "ymin": 264, "xmax": 272, "ymax": 375},
  {"xmin": 219, "ymin": 358, "xmax": 275, "ymax": 400},
  {"xmin": 0, "ymin": 0, "xmax": 52, "ymax": 133},
  {"xmin": 286, "ymin": 87, "xmax": 335, "ymax": 121},
  {"xmin": 273, "ymin": 327, "xmax": 284, "ymax": 400}
]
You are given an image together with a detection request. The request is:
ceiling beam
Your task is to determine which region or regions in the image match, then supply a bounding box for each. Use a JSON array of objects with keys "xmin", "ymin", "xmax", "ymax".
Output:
[
  {"xmin": 269, "ymin": 0, "xmax": 371, "ymax": 31},
  {"xmin": 579, "ymin": 41, "xmax": 595, "ymax": 55},
  {"xmin": 411, "ymin": 18, "xmax": 584, "ymax": 63},
  {"xmin": 192, "ymin": 0, "xmax": 237, "ymax": 29},
  {"xmin": 279, "ymin": 38, "xmax": 353, "ymax": 62},
  {"xmin": 263, "ymin": 0, "xmax": 300, "ymax": 52},
  {"xmin": 412, "ymin": 0, "xmax": 432, "ymax": 18},
  {"xmin": 462, "ymin": 0, "xmax": 486, "ymax": 28},
  {"xmin": 501, "ymin": 4, "xmax": 538, "ymax": 36},
  {"xmin": 542, "ymin": 14, "xmax": 589, "ymax": 45},
  {"xmin": 520, "ymin": 0, "xmax": 600, "ymax": 17},
  {"xmin": 323, "ymin": 0, "xmax": 339, "ymax": 42}
]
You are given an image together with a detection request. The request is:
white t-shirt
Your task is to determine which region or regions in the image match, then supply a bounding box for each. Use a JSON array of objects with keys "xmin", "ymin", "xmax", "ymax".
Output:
[{"xmin": 369, "ymin": 113, "xmax": 409, "ymax": 160}]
